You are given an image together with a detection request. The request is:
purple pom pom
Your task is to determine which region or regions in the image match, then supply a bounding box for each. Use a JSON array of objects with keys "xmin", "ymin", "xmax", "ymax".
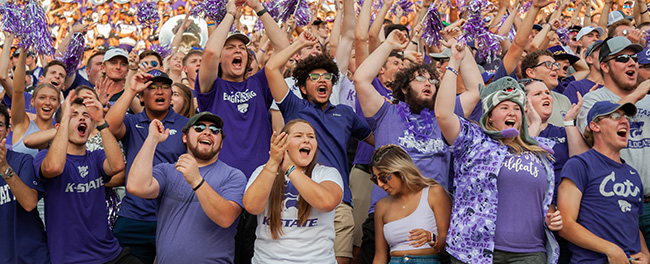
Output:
[
  {"xmin": 0, "ymin": 3, "xmax": 25, "ymax": 36},
  {"xmin": 21, "ymin": 1, "xmax": 55, "ymax": 56},
  {"xmin": 519, "ymin": 0, "xmax": 532, "ymax": 15},
  {"xmin": 421, "ymin": 4, "xmax": 445, "ymax": 46},
  {"xmin": 137, "ymin": 1, "xmax": 160, "ymax": 30},
  {"xmin": 255, "ymin": 1, "xmax": 280, "ymax": 31},
  {"xmin": 556, "ymin": 27, "xmax": 569, "ymax": 46},
  {"xmin": 190, "ymin": 0, "xmax": 227, "ymax": 24},
  {"xmin": 277, "ymin": 0, "xmax": 312, "ymax": 27},
  {"xmin": 150, "ymin": 44, "xmax": 171, "ymax": 59},
  {"xmin": 355, "ymin": 0, "xmax": 383, "ymax": 25},
  {"xmin": 459, "ymin": 0, "xmax": 504, "ymax": 64},
  {"xmin": 390, "ymin": 0, "xmax": 414, "ymax": 16},
  {"xmin": 63, "ymin": 32, "xmax": 85, "ymax": 76},
  {"xmin": 500, "ymin": 128, "xmax": 520, "ymax": 138}
]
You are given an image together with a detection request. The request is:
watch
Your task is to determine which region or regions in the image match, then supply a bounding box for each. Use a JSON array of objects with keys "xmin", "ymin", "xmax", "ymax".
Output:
[{"xmin": 1, "ymin": 167, "xmax": 14, "ymax": 179}]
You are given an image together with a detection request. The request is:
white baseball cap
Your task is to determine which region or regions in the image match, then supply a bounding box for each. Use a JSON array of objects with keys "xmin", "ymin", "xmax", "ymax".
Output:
[
  {"xmin": 576, "ymin": 26, "xmax": 605, "ymax": 41},
  {"xmin": 103, "ymin": 48, "xmax": 128, "ymax": 63}
]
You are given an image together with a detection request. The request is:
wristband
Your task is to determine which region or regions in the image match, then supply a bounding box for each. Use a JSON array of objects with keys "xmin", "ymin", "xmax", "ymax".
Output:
[
  {"xmin": 207, "ymin": 22, "xmax": 216, "ymax": 27},
  {"xmin": 642, "ymin": 9, "xmax": 648, "ymax": 14},
  {"xmin": 446, "ymin": 66, "xmax": 459, "ymax": 75},
  {"xmin": 411, "ymin": 40, "xmax": 418, "ymax": 45},
  {"xmin": 563, "ymin": 120, "xmax": 575, "ymax": 127},
  {"xmin": 256, "ymin": 7, "xmax": 268, "ymax": 17},
  {"xmin": 96, "ymin": 121, "xmax": 110, "ymax": 131},
  {"xmin": 260, "ymin": 48, "xmax": 266, "ymax": 53},
  {"xmin": 227, "ymin": 11, "xmax": 236, "ymax": 18},
  {"xmin": 193, "ymin": 178, "xmax": 205, "ymax": 191},
  {"xmin": 284, "ymin": 165, "xmax": 296, "ymax": 177}
]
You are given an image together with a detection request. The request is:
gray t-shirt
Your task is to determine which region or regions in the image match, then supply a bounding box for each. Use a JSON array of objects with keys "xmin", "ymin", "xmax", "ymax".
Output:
[
  {"xmin": 577, "ymin": 87, "xmax": 650, "ymax": 196},
  {"xmin": 548, "ymin": 91, "xmax": 572, "ymax": 127}
]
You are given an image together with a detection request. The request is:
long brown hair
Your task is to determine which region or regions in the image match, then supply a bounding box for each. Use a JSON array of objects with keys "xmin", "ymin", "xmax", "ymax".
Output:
[
  {"xmin": 370, "ymin": 144, "xmax": 439, "ymax": 193},
  {"xmin": 268, "ymin": 119, "xmax": 318, "ymax": 239}
]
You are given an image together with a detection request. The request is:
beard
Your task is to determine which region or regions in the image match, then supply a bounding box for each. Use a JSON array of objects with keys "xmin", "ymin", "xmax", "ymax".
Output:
[
  {"xmin": 187, "ymin": 140, "xmax": 220, "ymax": 161},
  {"xmin": 611, "ymin": 71, "xmax": 637, "ymax": 92},
  {"xmin": 405, "ymin": 93, "xmax": 435, "ymax": 114}
]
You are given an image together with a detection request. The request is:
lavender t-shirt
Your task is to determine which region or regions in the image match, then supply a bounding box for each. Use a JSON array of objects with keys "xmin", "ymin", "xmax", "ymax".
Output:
[
  {"xmin": 367, "ymin": 99, "xmax": 463, "ymax": 213},
  {"xmin": 153, "ymin": 160, "xmax": 246, "ymax": 263},
  {"xmin": 194, "ymin": 68, "xmax": 272, "ymax": 178},
  {"xmin": 494, "ymin": 152, "xmax": 547, "ymax": 253},
  {"xmin": 34, "ymin": 149, "xmax": 122, "ymax": 263},
  {"xmin": 353, "ymin": 77, "xmax": 392, "ymax": 165}
]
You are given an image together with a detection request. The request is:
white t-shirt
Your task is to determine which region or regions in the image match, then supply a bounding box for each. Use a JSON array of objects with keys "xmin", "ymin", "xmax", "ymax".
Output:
[{"xmin": 246, "ymin": 164, "xmax": 343, "ymax": 264}]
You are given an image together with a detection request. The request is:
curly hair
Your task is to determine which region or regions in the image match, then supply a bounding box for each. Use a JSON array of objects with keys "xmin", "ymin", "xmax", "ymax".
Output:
[
  {"xmin": 292, "ymin": 53, "xmax": 340, "ymax": 93},
  {"xmin": 387, "ymin": 64, "xmax": 437, "ymax": 104},
  {"xmin": 521, "ymin": 50, "xmax": 553, "ymax": 78}
]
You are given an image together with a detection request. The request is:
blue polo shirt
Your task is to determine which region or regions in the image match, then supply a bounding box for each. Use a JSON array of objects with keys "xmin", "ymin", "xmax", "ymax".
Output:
[
  {"xmin": 277, "ymin": 91, "xmax": 372, "ymax": 204},
  {"xmin": 117, "ymin": 108, "xmax": 188, "ymax": 221},
  {"xmin": 1, "ymin": 150, "xmax": 49, "ymax": 264}
]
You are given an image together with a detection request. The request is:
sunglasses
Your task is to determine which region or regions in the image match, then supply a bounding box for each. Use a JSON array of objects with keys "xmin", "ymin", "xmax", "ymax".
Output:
[
  {"xmin": 147, "ymin": 84, "xmax": 171, "ymax": 90},
  {"xmin": 605, "ymin": 54, "xmax": 638, "ymax": 64},
  {"xmin": 567, "ymin": 7, "xmax": 575, "ymax": 11},
  {"xmin": 412, "ymin": 75, "xmax": 438, "ymax": 84},
  {"xmin": 623, "ymin": 4, "xmax": 632, "ymax": 8},
  {"xmin": 370, "ymin": 172, "xmax": 393, "ymax": 185},
  {"xmin": 533, "ymin": 61, "xmax": 560, "ymax": 70},
  {"xmin": 308, "ymin": 72, "xmax": 333, "ymax": 81},
  {"xmin": 193, "ymin": 124, "xmax": 222, "ymax": 135},
  {"xmin": 141, "ymin": 61, "xmax": 159, "ymax": 68}
]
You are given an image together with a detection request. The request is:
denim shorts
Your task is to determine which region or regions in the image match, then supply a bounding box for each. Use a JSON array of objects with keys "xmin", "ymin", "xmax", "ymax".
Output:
[{"xmin": 388, "ymin": 254, "xmax": 440, "ymax": 264}]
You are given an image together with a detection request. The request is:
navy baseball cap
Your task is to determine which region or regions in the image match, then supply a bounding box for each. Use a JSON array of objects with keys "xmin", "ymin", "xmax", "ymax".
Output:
[
  {"xmin": 147, "ymin": 69, "xmax": 173, "ymax": 85},
  {"xmin": 638, "ymin": 48, "xmax": 650, "ymax": 65},
  {"xmin": 548, "ymin": 45, "xmax": 580, "ymax": 65},
  {"xmin": 587, "ymin": 100, "xmax": 637, "ymax": 124}
]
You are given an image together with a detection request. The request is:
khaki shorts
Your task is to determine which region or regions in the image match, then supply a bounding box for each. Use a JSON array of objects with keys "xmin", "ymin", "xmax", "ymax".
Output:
[
  {"xmin": 334, "ymin": 202, "xmax": 355, "ymax": 258},
  {"xmin": 349, "ymin": 166, "xmax": 374, "ymax": 247}
]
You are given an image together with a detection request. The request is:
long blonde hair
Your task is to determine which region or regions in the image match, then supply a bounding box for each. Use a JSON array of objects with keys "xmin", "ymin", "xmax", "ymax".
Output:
[
  {"xmin": 484, "ymin": 115, "xmax": 553, "ymax": 160},
  {"xmin": 370, "ymin": 144, "xmax": 439, "ymax": 193},
  {"xmin": 267, "ymin": 119, "xmax": 318, "ymax": 239}
]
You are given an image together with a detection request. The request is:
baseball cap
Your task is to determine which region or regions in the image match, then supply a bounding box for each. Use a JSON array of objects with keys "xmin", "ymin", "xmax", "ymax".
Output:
[
  {"xmin": 585, "ymin": 40, "xmax": 604, "ymax": 57},
  {"xmin": 103, "ymin": 48, "xmax": 128, "ymax": 62},
  {"xmin": 183, "ymin": 112, "xmax": 224, "ymax": 132},
  {"xmin": 548, "ymin": 45, "xmax": 580, "ymax": 65},
  {"xmin": 598, "ymin": 37, "xmax": 643, "ymax": 62},
  {"xmin": 429, "ymin": 48, "xmax": 451, "ymax": 60},
  {"xmin": 533, "ymin": 24, "xmax": 543, "ymax": 31},
  {"xmin": 587, "ymin": 100, "xmax": 637, "ymax": 124},
  {"xmin": 638, "ymin": 48, "xmax": 650, "ymax": 65},
  {"xmin": 147, "ymin": 69, "xmax": 173, "ymax": 85},
  {"xmin": 225, "ymin": 31, "xmax": 250, "ymax": 45},
  {"xmin": 608, "ymin": 10, "xmax": 633, "ymax": 26},
  {"xmin": 576, "ymin": 26, "xmax": 605, "ymax": 41}
]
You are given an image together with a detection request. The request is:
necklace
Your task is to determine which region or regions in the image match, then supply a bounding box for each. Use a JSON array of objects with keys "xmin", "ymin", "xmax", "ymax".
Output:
[{"xmin": 395, "ymin": 101, "xmax": 435, "ymax": 141}]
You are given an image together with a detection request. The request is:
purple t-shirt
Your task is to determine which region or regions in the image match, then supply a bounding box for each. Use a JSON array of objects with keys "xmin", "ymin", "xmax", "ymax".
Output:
[
  {"xmin": 561, "ymin": 149, "xmax": 643, "ymax": 264},
  {"xmin": 493, "ymin": 60, "xmax": 518, "ymax": 82},
  {"xmin": 194, "ymin": 68, "xmax": 272, "ymax": 178},
  {"xmin": 553, "ymin": 76, "xmax": 575, "ymax": 94},
  {"xmin": 563, "ymin": 78, "xmax": 603, "ymax": 104},
  {"xmin": 539, "ymin": 124, "xmax": 569, "ymax": 199},
  {"xmin": 494, "ymin": 152, "xmax": 548, "ymax": 253},
  {"xmin": 367, "ymin": 99, "xmax": 463, "ymax": 213},
  {"xmin": 352, "ymin": 77, "xmax": 392, "ymax": 165},
  {"xmin": 34, "ymin": 149, "xmax": 122, "ymax": 263},
  {"xmin": 118, "ymin": 109, "xmax": 188, "ymax": 221},
  {"xmin": 0, "ymin": 150, "xmax": 49, "ymax": 264},
  {"xmin": 153, "ymin": 160, "xmax": 246, "ymax": 263}
]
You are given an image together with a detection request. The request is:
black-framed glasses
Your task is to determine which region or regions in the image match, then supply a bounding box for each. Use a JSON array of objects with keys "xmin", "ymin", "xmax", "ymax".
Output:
[
  {"xmin": 533, "ymin": 61, "xmax": 560, "ymax": 70},
  {"xmin": 411, "ymin": 75, "xmax": 438, "ymax": 84},
  {"xmin": 308, "ymin": 73, "xmax": 333, "ymax": 81},
  {"xmin": 519, "ymin": 78, "xmax": 544, "ymax": 86},
  {"xmin": 370, "ymin": 172, "xmax": 392, "ymax": 185},
  {"xmin": 605, "ymin": 54, "xmax": 638, "ymax": 64},
  {"xmin": 193, "ymin": 124, "xmax": 222, "ymax": 135},
  {"xmin": 147, "ymin": 84, "xmax": 171, "ymax": 90}
]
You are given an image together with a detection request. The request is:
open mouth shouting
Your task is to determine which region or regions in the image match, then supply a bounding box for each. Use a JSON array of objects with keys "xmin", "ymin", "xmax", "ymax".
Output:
[
  {"xmin": 41, "ymin": 106, "xmax": 53, "ymax": 115},
  {"xmin": 232, "ymin": 56, "xmax": 243, "ymax": 70},
  {"xmin": 617, "ymin": 127, "xmax": 629, "ymax": 140},
  {"xmin": 625, "ymin": 69, "xmax": 636, "ymax": 80},
  {"xmin": 504, "ymin": 119, "xmax": 517, "ymax": 128},
  {"xmin": 317, "ymin": 85, "xmax": 328, "ymax": 96},
  {"xmin": 299, "ymin": 146, "xmax": 311, "ymax": 158},
  {"xmin": 77, "ymin": 122, "xmax": 88, "ymax": 137},
  {"xmin": 50, "ymin": 80, "xmax": 60, "ymax": 88},
  {"xmin": 198, "ymin": 137, "xmax": 213, "ymax": 147}
]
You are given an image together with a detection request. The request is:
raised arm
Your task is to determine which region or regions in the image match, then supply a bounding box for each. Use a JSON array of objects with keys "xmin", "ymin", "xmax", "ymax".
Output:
[
  {"xmin": 598, "ymin": 0, "xmax": 613, "ymax": 29},
  {"xmin": 328, "ymin": 1, "xmax": 343, "ymax": 57},
  {"xmin": 170, "ymin": 13, "xmax": 192, "ymax": 54},
  {"xmin": 457, "ymin": 43, "xmax": 483, "ymax": 118},
  {"xmin": 197, "ymin": 0, "xmax": 237, "ymax": 93},
  {"xmin": 354, "ymin": 30, "xmax": 408, "ymax": 117},
  {"xmin": 434, "ymin": 43, "xmax": 464, "ymax": 145},
  {"xmin": 564, "ymin": 92, "xmax": 589, "ymax": 156},
  {"xmin": 265, "ymin": 31, "xmax": 319, "ymax": 102},
  {"xmin": 354, "ymin": 0, "xmax": 373, "ymax": 67},
  {"xmin": 0, "ymin": 33, "xmax": 15, "ymax": 96},
  {"xmin": 503, "ymin": 0, "xmax": 553, "ymax": 75},
  {"xmin": 248, "ymin": 0, "xmax": 289, "ymax": 51},
  {"xmin": 40, "ymin": 91, "xmax": 76, "ymax": 178},
  {"xmin": 104, "ymin": 72, "xmax": 152, "ymax": 139},
  {"xmin": 126, "ymin": 120, "xmax": 165, "ymax": 199},
  {"xmin": 0, "ymin": 138, "xmax": 38, "ymax": 211},
  {"xmin": 11, "ymin": 49, "xmax": 31, "ymax": 143},
  {"xmin": 335, "ymin": 0, "xmax": 356, "ymax": 75},
  {"xmin": 369, "ymin": 0, "xmax": 395, "ymax": 53},
  {"xmin": 82, "ymin": 93, "xmax": 124, "ymax": 176},
  {"xmin": 244, "ymin": 131, "xmax": 286, "ymax": 215}
]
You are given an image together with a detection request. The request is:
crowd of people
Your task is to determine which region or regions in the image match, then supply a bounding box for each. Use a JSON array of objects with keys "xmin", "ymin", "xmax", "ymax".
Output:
[{"xmin": 3, "ymin": 0, "xmax": 650, "ymax": 263}]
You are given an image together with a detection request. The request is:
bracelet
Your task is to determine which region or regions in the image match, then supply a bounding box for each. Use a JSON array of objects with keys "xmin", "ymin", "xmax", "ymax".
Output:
[
  {"xmin": 256, "ymin": 7, "xmax": 268, "ymax": 17},
  {"xmin": 96, "ymin": 121, "xmax": 110, "ymax": 131},
  {"xmin": 227, "ymin": 11, "xmax": 236, "ymax": 18},
  {"xmin": 129, "ymin": 66, "xmax": 139, "ymax": 71},
  {"xmin": 446, "ymin": 66, "xmax": 459, "ymax": 75},
  {"xmin": 207, "ymin": 22, "xmax": 216, "ymax": 27},
  {"xmin": 642, "ymin": 9, "xmax": 648, "ymax": 14},
  {"xmin": 563, "ymin": 120, "xmax": 575, "ymax": 127},
  {"xmin": 260, "ymin": 48, "xmax": 266, "ymax": 53},
  {"xmin": 193, "ymin": 178, "xmax": 205, "ymax": 191},
  {"xmin": 411, "ymin": 40, "xmax": 418, "ymax": 45},
  {"xmin": 284, "ymin": 165, "xmax": 296, "ymax": 177}
]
